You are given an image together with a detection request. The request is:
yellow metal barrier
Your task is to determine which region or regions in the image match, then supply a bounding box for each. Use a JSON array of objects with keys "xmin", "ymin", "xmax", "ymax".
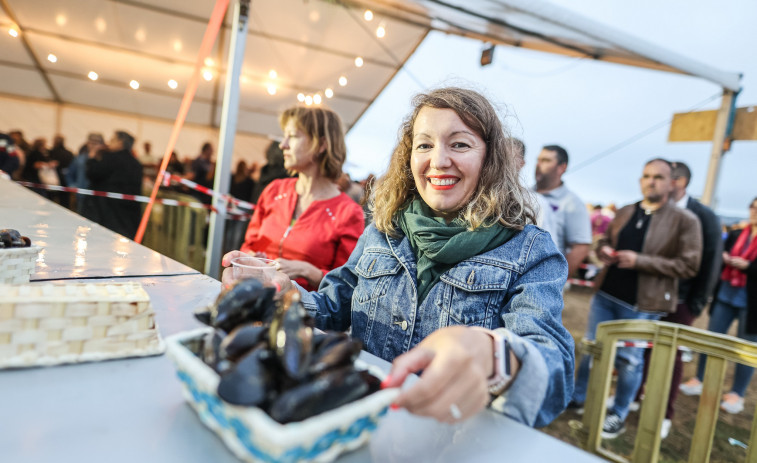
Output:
[
  {"xmin": 574, "ymin": 320, "xmax": 757, "ymax": 463},
  {"xmin": 142, "ymin": 191, "xmax": 207, "ymax": 272}
]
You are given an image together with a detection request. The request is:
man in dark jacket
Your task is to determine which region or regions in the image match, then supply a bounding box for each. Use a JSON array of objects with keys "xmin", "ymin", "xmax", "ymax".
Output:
[
  {"xmin": 85, "ymin": 131, "xmax": 143, "ymax": 238},
  {"xmin": 569, "ymin": 158, "xmax": 702, "ymax": 439}
]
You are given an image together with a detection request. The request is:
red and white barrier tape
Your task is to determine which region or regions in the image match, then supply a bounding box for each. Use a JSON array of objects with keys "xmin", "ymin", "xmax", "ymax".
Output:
[
  {"xmin": 14, "ymin": 180, "xmax": 253, "ymax": 220},
  {"xmin": 567, "ymin": 278, "xmax": 595, "ymax": 288},
  {"xmin": 162, "ymin": 172, "xmax": 255, "ymax": 211},
  {"xmin": 614, "ymin": 340, "xmax": 692, "ymax": 352}
]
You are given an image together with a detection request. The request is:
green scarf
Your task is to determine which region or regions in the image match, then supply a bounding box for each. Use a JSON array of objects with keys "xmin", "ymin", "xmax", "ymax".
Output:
[{"xmin": 397, "ymin": 199, "xmax": 516, "ymax": 305}]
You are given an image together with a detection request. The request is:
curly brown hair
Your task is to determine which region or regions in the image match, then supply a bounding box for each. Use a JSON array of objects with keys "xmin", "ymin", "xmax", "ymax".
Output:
[
  {"xmin": 370, "ymin": 87, "xmax": 537, "ymax": 234},
  {"xmin": 279, "ymin": 106, "xmax": 346, "ymax": 181}
]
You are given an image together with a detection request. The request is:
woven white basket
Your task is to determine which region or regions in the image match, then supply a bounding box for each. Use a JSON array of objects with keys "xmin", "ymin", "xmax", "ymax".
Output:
[
  {"xmin": 166, "ymin": 328, "xmax": 399, "ymax": 463},
  {"xmin": 0, "ymin": 282, "xmax": 165, "ymax": 368},
  {"xmin": 0, "ymin": 245, "xmax": 40, "ymax": 284}
]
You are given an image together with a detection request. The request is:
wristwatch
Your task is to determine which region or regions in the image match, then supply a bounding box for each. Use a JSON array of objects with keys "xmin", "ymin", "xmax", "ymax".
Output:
[{"xmin": 470, "ymin": 327, "xmax": 512, "ymax": 395}]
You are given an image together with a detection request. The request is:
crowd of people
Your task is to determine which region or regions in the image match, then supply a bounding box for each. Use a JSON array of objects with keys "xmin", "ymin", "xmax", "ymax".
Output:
[
  {"xmin": 2, "ymin": 87, "xmax": 756, "ymax": 435},
  {"xmin": 0, "ymin": 128, "xmax": 373, "ymax": 243}
]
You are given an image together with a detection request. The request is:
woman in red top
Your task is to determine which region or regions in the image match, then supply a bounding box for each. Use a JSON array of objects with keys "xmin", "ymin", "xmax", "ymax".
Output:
[{"xmin": 224, "ymin": 106, "xmax": 364, "ymax": 291}]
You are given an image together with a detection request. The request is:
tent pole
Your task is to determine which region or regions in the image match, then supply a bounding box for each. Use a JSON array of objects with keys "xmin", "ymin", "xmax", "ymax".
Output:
[
  {"xmin": 205, "ymin": 0, "xmax": 250, "ymax": 278},
  {"xmin": 701, "ymin": 88, "xmax": 736, "ymax": 207}
]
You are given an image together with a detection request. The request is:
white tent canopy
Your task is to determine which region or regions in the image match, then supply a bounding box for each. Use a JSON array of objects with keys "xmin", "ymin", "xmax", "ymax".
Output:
[{"xmin": 1, "ymin": 0, "xmax": 740, "ymax": 144}]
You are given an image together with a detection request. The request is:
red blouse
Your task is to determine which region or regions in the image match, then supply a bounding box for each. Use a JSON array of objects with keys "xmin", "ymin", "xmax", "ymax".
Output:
[{"xmin": 240, "ymin": 178, "xmax": 365, "ymax": 291}]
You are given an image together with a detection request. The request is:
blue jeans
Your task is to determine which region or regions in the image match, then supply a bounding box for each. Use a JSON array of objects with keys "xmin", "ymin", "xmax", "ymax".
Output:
[
  {"xmin": 573, "ymin": 292, "xmax": 661, "ymax": 421},
  {"xmin": 695, "ymin": 299, "xmax": 757, "ymax": 397}
]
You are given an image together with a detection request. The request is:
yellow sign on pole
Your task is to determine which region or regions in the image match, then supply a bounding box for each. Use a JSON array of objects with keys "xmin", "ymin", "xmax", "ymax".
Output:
[{"xmin": 669, "ymin": 106, "xmax": 757, "ymax": 142}]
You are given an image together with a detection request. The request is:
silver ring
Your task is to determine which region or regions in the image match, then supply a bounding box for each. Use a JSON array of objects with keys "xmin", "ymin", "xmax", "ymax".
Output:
[{"xmin": 449, "ymin": 403, "xmax": 462, "ymax": 420}]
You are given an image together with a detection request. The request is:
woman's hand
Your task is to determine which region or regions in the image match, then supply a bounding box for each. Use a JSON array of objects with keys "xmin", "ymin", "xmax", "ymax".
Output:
[
  {"xmin": 729, "ymin": 256, "xmax": 750, "ymax": 270},
  {"xmin": 220, "ymin": 250, "xmax": 250, "ymax": 286},
  {"xmin": 275, "ymin": 258, "xmax": 322, "ymax": 288},
  {"xmin": 381, "ymin": 326, "xmax": 495, "ymax": 423},
  {"xmin": 220, "ymin": 250, "xmax": 294, "ymax": 296}
]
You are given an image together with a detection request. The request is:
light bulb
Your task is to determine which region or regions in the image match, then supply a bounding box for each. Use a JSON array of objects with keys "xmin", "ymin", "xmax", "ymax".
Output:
[
  {"xmin": 269, "ymin": 70, "xmax": 277, "ymax": 79},
  {"xmin": 47, "ymin": 54, "xmax": 58, "ymax": 63},
  {"xmin": 168, "ymin": 79, "xmax": 178, "ymax": 89},
  {"xmin": 202, "ymin": 69, "xmax": 213, "ymax": 81},
  {"xmin": 8, "ymin": 28, "xmax": 19, "ymax": 38},
  {"xmin": 297, "ymin": 93, "xmax": 305, "ymax": 102},
  {"xmin": 376, "ymin": 24, "xmax": 386, "ymax": 38},
  {"xmin": 325, "ymin": 88, "xmax": 333, "ymax": 98},
  {"xmin": 354, "ymin": 57, "xmax": 364, "ymax": 68},
  {"xmin": 338, "ymin": 76, "xmax": 347, "ymax": 87},
  {"xmin": 267, "ymin": 84, "xmax": 277, "ymax": 95},
  {"xmin": 88, "ymin": 71, "xmax": 98, "ymax": 81},
  {"xmin": 313, "ymin": 94, "xmax": 322, "ymax": 104},
  {"xmin": 305, "ymin": 95, "xmax": 313, "ymax": 105},
  {"xmin": 364, "ymin": 10, "xmax": 373, "ymax": 21},
  {"xmin": 129, "ymin": 80, "xmax": 140, "ymax": 90}
]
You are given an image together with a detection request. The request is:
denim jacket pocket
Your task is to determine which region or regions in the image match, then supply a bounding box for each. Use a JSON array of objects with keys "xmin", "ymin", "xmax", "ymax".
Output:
[
  {"xmin": 352, "ymin": 250, "xmax": 403, "ymax": 347},
  {"xmin": 353, "ymin": 250, "xmax": 402, "ymax": 302},
  {"xmin": 438, "ymin": 261, "xmax": 513, "ymax": 327}
]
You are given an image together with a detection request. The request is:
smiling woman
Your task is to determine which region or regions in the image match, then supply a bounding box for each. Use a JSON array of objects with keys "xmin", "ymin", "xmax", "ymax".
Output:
[{"xmin": 262, "ymin": 87, "xmax": 575, "ymax": 428}]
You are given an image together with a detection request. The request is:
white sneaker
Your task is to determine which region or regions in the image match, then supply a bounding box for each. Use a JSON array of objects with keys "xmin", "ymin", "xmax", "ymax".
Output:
[
  {"xmin": 721, "ymin": 393, "xmax": 745, "ymax": 414},
  {"xmin": 661, "ymin": 419, "xmax": 672, "ymax": 439},
  {"xmin": 679, "ymin": 378, "xmax": 703, "ymax": 396}
]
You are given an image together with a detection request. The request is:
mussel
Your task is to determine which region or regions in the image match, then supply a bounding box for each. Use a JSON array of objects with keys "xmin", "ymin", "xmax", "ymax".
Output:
[
  {"xmin": 217, "ymin": 346, "xmax": 278, "ymax": 407},
  {"xmin": 267, "ymin": 366, "xmax": 371, "ymax": 424},
  {"xmin": 220, "ymin": 323, "xmax": 269, "ymax": 362},
  {"xmin": 194, "ymin": 278, "xmax": 277, "ymax": 332},
  {"xmin": 269, "ymin": 290, "xmax": 313, "ymax": 381},
  {"xmin": 0, "ymin": 229, "xmax": 30, "ymax": 248}
]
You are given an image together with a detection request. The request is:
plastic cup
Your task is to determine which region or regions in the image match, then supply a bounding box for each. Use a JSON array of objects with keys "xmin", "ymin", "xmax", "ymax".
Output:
[{"xmin": 231, "ymin": 257, "xmax": 278, "ymax": 283}]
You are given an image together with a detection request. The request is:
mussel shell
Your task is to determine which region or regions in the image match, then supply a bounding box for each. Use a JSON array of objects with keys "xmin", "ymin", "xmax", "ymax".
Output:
[
  {"xmin": 269, "ymin": 291, "xmax": 312, "ymax": 380},
  {"xmin": 308, "ymin": 337, "xmax": 362, "ymax": 377},
  {"xmin": 212, "ymin": 279, "xmax": 277, "ymax": 331},
  {"xmin": 267, "ymin": 366, "xmax": 370, "ymax": 423},
  {"xmin": 217, "ymin": 347, "xmax": 277, "ymax": 406},
  {"xmin": 201, "ymin": 330, "xmax": 229, "ymax": 373},
  {"xmin": 220, "ymin": 323, "xmax": 268, "ymax": 361},
  {"xmin": 193, "ymin": 307, "xmax": 213, "ymax": 326}
]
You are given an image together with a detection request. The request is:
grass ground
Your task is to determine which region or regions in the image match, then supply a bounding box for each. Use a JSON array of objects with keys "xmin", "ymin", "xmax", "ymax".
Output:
[{"xmin": 540, "ymin": 286, "xmax": 755, "ymax": 462}]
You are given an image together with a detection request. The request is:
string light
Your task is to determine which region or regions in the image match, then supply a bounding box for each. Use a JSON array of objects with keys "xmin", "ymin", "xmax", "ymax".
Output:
[
  {"xmin": 354, "ymin": 57, "xmax": 364, "ymax": 68},
  {"xmin": 8, "ymin": 28, "xmax": 19, "ymax": 38},
  {"xmin": 338, "ymin": 76, "xmax": 348, "ymax": 87},
  {"xmin": 364, "ymin": 10, "xmax": 373, "ymax": 21},
  {"xmin": 304, "ymin": 95, "xmax": 313, "ymax": 105},
  {"xmin": 88, "ymin": 71, "xmax": 98, "ymax": 81},
  {"xmin": 325, "ymin": 88, "xmax": 334, "ymax": 98},
  {"xmin": 313, "ymin": 93, "xmax": 322, "ymax": 105},
  {"xmin": 168, "ymin": 79, "xmax": 178, "ymax": 89},
  {"xmin": 267, "ymin": 84, "xmax": 277, "ymax": 95},
  {"xmin": 376, "ymin": 22, "xmax": 386, "ymax": 38},
  {"xmin": 202, "ymin": 69, "xmax": 214, "ymax": 81},
  {"xmin": 47, "ymin": 54, "xmax": 58, "ymax": 63},
  {"xmin": 297, "ymin": 93, "xmax": 305, "ymax": 102},
  {"xmin": 204, "ymin": 58, "xmax": 214, "ymax": 67},
  {"xmin": 129, "ymin": 80, "xmax": 140, "ymax": 90},
  {"xmin": 95, "ymin": 17, "xmax": 107, "ymax": 33},
  {"xmin": 269, "ymin": 70, "xmax": 277, "ymax": 79}
]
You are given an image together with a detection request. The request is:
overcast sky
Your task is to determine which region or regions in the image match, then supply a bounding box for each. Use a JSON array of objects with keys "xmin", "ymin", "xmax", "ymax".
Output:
[{"xmin": 344, "ymin": 0, "xmax": 757, "ymax": 218}]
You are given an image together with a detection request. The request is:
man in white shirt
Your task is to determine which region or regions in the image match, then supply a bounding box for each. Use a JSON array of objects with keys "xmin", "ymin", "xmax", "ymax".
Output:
[{"xmin": 535, "ymin": 145, "xmax": 591, "ymax": 276}]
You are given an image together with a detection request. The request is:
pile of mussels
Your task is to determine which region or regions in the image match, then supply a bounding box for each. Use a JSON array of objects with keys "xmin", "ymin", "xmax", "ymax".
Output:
[
  {"xmin": 0, "ymin": 229, "xmax": 31, "ymax": 248},
  {"xmin": 192, "ymin": 279, "xmax": 381, "ymax": 423}
]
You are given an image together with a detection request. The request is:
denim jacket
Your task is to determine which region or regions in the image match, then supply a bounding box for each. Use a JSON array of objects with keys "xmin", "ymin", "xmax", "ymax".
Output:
[{"xmin": 299, "ymin": 223, "xmax": 574, "ymax": 427}]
